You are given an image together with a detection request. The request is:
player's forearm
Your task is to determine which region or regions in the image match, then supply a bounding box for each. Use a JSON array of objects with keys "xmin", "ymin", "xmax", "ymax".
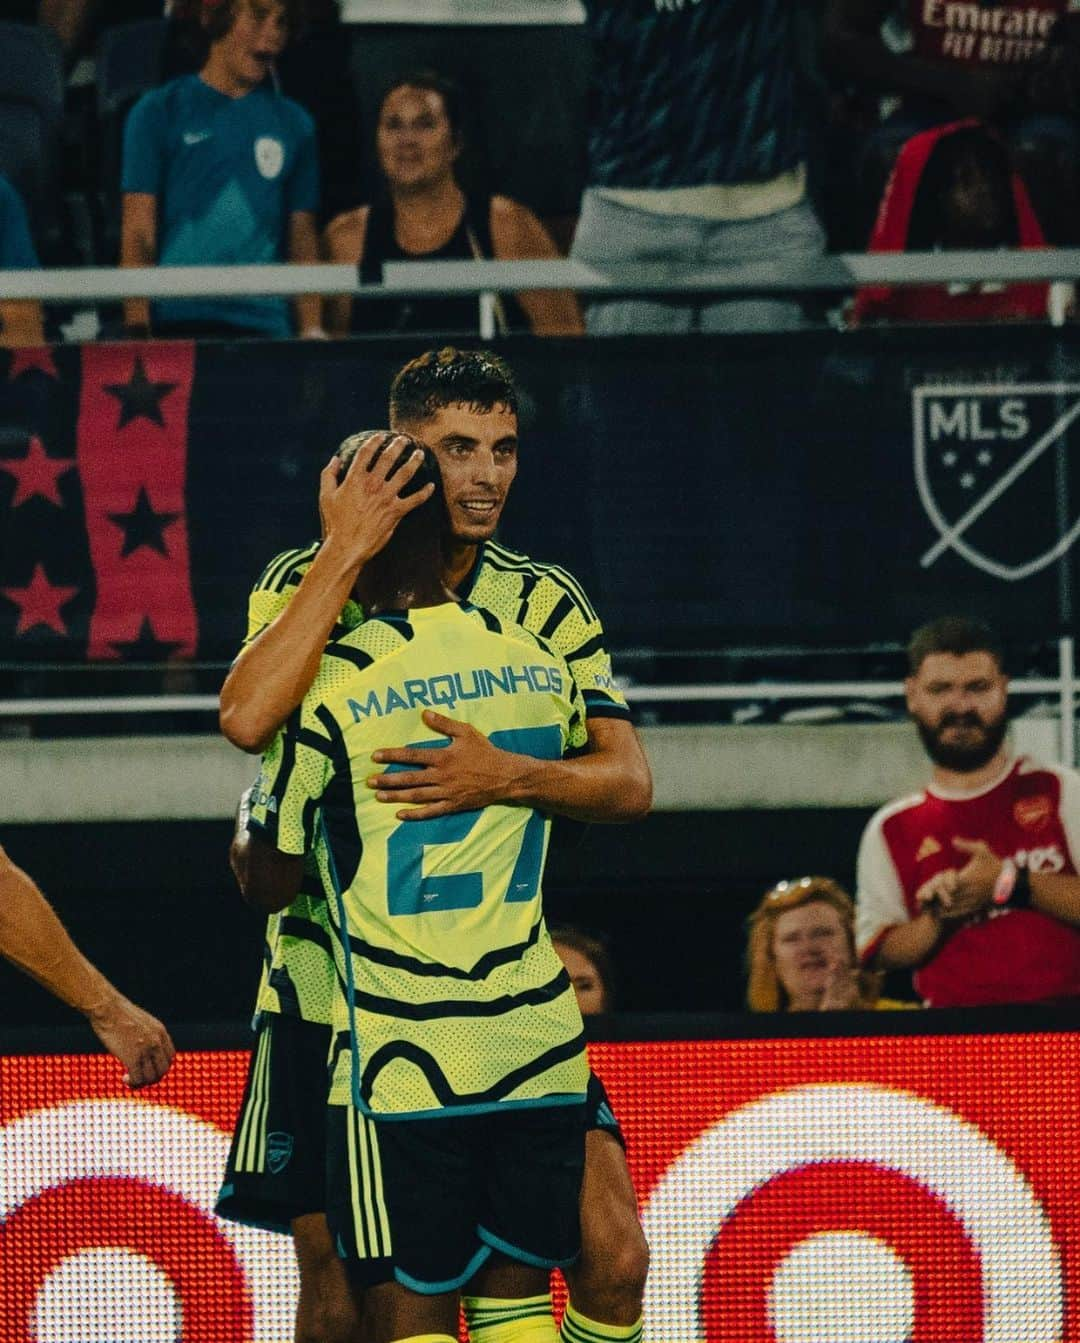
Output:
[
  {"xmin": 501, "ymin": 747, "xmax": 652, "ymax": 823},
  {"xmin": 219, "ymin": 540, "xmax": 360, "ymax": 753},
  {"xmin": 0, "ymin": 858, "xmax": 119, "ymax": 1017},
  {"xmin": 1027, "ymin": 873, "xmax": 1080, "ymax": 928},
  {"xmin": 875, "ymin": 912, "xmax": 945, "ymax": 970}
]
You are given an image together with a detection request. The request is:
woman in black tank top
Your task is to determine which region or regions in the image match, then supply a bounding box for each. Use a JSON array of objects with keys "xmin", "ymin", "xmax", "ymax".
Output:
[{"xmin": 323, "ymin": 72, "xmax": 582, "ymax": 338}]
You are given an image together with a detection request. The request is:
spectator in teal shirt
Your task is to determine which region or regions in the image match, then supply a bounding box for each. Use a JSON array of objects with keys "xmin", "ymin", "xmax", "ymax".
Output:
[
  {"xmin": 120, "ymin": 0, "xmax": 323, "ymax": 340},
  {"xmin": 0, "ymin": 173, "xmax": 43, "ymax": 348}
]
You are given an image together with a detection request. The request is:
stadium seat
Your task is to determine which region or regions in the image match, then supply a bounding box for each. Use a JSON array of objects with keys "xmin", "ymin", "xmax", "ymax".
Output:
[
  {"xmin": 0, "ymin": 21, "xmax": 65, "ymax": 262},
  {"xmin": 95, "ymin": 18, "xmax": 168, "ymax": 262}
]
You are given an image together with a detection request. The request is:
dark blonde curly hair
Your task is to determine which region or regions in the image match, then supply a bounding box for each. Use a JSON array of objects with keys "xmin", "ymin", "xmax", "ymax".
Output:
[{"xmin": 745, "ymin": 876, "xmax": 882, "ymax": 1012}]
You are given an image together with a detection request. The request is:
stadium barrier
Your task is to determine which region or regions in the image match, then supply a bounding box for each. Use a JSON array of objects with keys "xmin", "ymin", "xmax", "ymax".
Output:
[
  {"xmin": 2, "ymin": 1010, "xmax": 1078, "ymax": 1343},
  {"xmin": 4, "ymin": 317, "xmax": 1080, "ymax": 756}
]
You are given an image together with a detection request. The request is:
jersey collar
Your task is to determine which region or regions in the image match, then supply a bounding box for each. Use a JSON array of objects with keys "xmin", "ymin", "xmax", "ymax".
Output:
[
  {"xmin": 454, "ymin": 541, "xmax": 486, "ymax": 601},
  {"xmin": 926, "ymin": 754, "xmax": 1019, "ymax": 802}
]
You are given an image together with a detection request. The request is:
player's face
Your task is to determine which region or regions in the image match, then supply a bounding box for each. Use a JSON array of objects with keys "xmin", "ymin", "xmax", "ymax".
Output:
[
  {"xmin": 906, "ymin": 651, "xmax": 1009, "ymax": 772},
  {"xmin": 218, "ymin": 0, "xmax": 288, "ymax": 90},
  {"xmin": 398, "ymin": 403, "xmax": 518, "ymax": 544},
  {"xmin": 555, "ymin": 944, "xmax": 608, "ymax": 1016},
  {"xmin": 377, "ymin": 86, "xmax": 458, "ymax": 193},
  {"xmin": 772, "ymin": 902, "xmax": 849, "ymax": 1005}
]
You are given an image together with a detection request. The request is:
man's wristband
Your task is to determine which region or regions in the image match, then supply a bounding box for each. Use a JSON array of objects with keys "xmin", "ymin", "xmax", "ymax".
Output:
[
  {"xmin": 992, "ymin": 856, "xmax": 1032, "ymax": 909},
  {"xmin": 1011, "ymin": 861, "xmax": 1033, "ymax": 910},
  {"xmin": 992, "ymin": 858, "xmax": 1017, "ymax": 906}
]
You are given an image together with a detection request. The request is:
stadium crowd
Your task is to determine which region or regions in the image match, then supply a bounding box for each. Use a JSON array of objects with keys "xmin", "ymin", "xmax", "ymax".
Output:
[{"xmin": 0, "ymin": 0, "xmax": 1077, "ymax": 343}]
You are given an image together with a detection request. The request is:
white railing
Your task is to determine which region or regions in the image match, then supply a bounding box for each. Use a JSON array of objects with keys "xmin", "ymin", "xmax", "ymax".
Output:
[
  {"xmin": 3, "ymin": 252, "xmax": 1080, "ymax": 301},
  {"xmin": 1, "ymin": 643, "xmax": 1076, "ymax": 764}
]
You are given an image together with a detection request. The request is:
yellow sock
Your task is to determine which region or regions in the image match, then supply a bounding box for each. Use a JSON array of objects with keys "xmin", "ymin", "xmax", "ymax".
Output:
[
  {"xmin": 393, "ymin": 1335, "xmax": 457, "ymax": 1343},
  {"xmin": 559, "ymin": 1302, "xmax": 643, "ymax": 1343},
  {"xmin": 463, "ymin": 1293, "xmax": 558, "ymax": 1342}
]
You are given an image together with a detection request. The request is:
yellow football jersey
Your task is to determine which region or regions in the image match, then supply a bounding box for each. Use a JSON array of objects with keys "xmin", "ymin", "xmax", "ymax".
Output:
[
  {"xmin": 248, "ymin": 601, "xmax": 590, "ymax": 1118},
  {"xmin": 245, "ymin": 538, "xmax": 627, "ymax": 1029}
]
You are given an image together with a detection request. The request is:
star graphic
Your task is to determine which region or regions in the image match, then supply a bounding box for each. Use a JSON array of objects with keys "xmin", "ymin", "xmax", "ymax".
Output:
[
  {"xmin": 942, "ymin": 450, "xmax": 958, "ymax": 467},
  {"xmin": 6, "ymin": 347, "xmax": 59, "ymax": 381},
  {"xmin": 103, "ymin": 356, "xmax": 179, "ymax": 429},
  {"xmin": 977, "ymin": 449, "xmax": 993, "ymax": 466},
  {"xmin": 0, "ymin": 563, "xmax": 79, "ymax": 636},
  {"xmin": 110, "ymin": 616, "xmax": 183, "ymax": 661},
  {"xmin": 0, "ymin": 436, "xmax": 72, "ymax": 508},
  {"xmin": 107, "ymin": 487, "xmax": 182, "ymax": 558},
  {"xmin": 960, "ymin": 472, "xmax": 976, "ymax": 489}
]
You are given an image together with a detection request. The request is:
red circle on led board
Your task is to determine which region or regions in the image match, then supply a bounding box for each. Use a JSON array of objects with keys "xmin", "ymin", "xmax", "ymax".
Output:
[
  {"xmin": 0, "ymin": 1177, "xmax": 254, "ymax": 1343},
  {"xmin": 700, "ymin": 1160, "xmax": 984, "ymax": 1343}
]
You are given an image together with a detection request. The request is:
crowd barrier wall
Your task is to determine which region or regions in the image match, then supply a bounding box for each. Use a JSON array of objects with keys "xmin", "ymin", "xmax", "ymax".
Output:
[
  {"xmin": 4, "ymin": 327, "xmax": 1080, "ymax": 669},
  {"xmin": 2, "ymin": 1012, "xmax": 1078, "ymax": 1342}
]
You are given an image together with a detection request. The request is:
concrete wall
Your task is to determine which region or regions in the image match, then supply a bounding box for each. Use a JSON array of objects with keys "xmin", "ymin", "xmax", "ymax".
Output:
[{"xmin": 1, "ymin": 719, "xmax": 1059, "ymax": 823}]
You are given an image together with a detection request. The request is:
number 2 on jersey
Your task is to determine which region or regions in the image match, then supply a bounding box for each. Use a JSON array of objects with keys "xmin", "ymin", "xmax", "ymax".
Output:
[{"xmin": 386, "ymin": 725, "xmax": 562, "ymax": 916}]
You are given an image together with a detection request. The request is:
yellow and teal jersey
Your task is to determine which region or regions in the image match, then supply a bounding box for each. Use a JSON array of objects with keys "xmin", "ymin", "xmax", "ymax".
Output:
[
  {"xmin": 242, "ymin": 538, "xmax": 628, "ymax": 721},
  {"xmin": 242, "ymin": 537, "xmax": 628, "ymax": 1031},
  {"xmin": 247, "ymin": 601, "xmax": 591, "ymax": 1119}
]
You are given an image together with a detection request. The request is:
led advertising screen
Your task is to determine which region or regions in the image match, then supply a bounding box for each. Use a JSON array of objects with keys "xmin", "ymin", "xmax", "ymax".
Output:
[{"xmin": 2, "ymin": 1028, "xmax": 1077, "ymax": 1342}]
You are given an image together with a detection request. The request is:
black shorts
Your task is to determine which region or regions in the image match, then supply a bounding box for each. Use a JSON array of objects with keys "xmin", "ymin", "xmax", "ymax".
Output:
[
  {"xmin": 215, "ymin": 1013, "xmax": 332, "ymax": 1233},
  {"xmin": 586, "ymin": 1071, "xmax": 625, "ymax": 1148},
  {"xmin": 326, "ymin": 1102, "xmax": 587, "ymax": 1293}
]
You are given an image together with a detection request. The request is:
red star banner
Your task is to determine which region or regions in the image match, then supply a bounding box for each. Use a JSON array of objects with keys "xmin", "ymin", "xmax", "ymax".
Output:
[
  {"xmin": 77, "ymin": 343, "xmax": 198, "ymax": 660},
  {"xmin": 0, "ymin": 435, "xmax": 72, "ymax": 508},
  {"xmin": 0, "ymin": 563, "xmax": 78, "ymax": 636}
]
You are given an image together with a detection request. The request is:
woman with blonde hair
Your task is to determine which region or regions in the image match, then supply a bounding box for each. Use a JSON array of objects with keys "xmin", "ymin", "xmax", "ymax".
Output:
[{"xmin": 747, "ymin": 876, "xmax": 912, "ymax": 1012}]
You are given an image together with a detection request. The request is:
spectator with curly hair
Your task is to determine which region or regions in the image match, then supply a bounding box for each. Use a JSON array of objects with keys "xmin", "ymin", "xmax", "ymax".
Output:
[
  {"xmin": 747, "ymin": 876, "xmax": 914, "ymax": 1011},
  {"xmin": 120, "ymin": 0, "xmax": 323, "ymax": 339}
]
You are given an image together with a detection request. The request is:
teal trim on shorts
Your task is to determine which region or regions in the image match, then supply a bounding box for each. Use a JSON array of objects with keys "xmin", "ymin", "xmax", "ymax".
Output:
[
  {"xmin": 361, "ymin": 1091, "xmax": 587, "ymax": 1122},
  {"xmin": 213, "ymin": 1184, "xmax": 292, "ymax": 1236},
  {"xmin": 393, "ymin": 1242, "xmax": 492, "ymax": 1295},
  {"xmin": 477, "ymin": 1225, "xmax": 579, "ymax": 1271}
]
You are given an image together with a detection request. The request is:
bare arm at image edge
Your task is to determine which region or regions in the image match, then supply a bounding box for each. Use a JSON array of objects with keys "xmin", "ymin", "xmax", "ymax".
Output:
[{"xmin": 0, "ymin": 846, "xmax": 175, "ymax": 1087}]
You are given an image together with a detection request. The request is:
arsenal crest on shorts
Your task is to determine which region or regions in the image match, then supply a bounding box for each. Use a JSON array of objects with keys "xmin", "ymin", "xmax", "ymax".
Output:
[
  {"xmin": 912, "ymin": 382, "xmax": 1080, "ymax": 581},
  {"xmin": 266, "ymin": 1130, "xmax": 294, "ymax": 1174}
]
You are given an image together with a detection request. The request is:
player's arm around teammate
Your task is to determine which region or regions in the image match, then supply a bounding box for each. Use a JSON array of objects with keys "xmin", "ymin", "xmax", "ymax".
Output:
[
  {"xmin": 369, "ymin": 707, "xmax": 650, "ymax": 824},
  {"xmin": 0, "ymin": 845, "xmax": 174, "ymax": 1087}
]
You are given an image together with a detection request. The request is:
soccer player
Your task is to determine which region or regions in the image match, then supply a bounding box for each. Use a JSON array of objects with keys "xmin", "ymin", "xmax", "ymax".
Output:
[
  {"xmin": 236, "ymin": 439, "xmax": 591, "ymax": 1343},
  {"xmin": 217, "ymin": 349, "xmax": 650, "ymax": 1343},
  {"xmin": 856, "ymin": 615, "xmax": 1080, "ymax": 1006},
  {"xmin": 0, "ymin": 845, "xmax": 174, "ymax": 1087}
]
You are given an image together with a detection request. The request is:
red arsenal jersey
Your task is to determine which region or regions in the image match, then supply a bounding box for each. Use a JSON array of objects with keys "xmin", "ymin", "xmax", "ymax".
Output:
[
  {"xmin": 856, "ymin": 755, "xmax": 1080, "ymax": 1006},
  {"xmin": 908, "ymin": 0, "xmax": 1076, "ymax": 67}
]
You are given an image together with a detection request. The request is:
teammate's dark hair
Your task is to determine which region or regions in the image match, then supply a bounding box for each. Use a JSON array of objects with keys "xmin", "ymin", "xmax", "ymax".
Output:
[
  {"xmin": 907, "ymin": 615, "xmax": 1005, "ymax": 676},
  {"xmin": 549, "ymin": 925, "xmax": 615, "ymax": 1013},
  {"xmin": 336, "ymin": 430, "xmax": 444, "ymax": 555},
  {"xmin": 378, "ymin": 69, "xmax": 464, "ymax": 139},
  {"xmin": 389, "ymin": 348, "xmax": 518, "ymax": 426}
]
